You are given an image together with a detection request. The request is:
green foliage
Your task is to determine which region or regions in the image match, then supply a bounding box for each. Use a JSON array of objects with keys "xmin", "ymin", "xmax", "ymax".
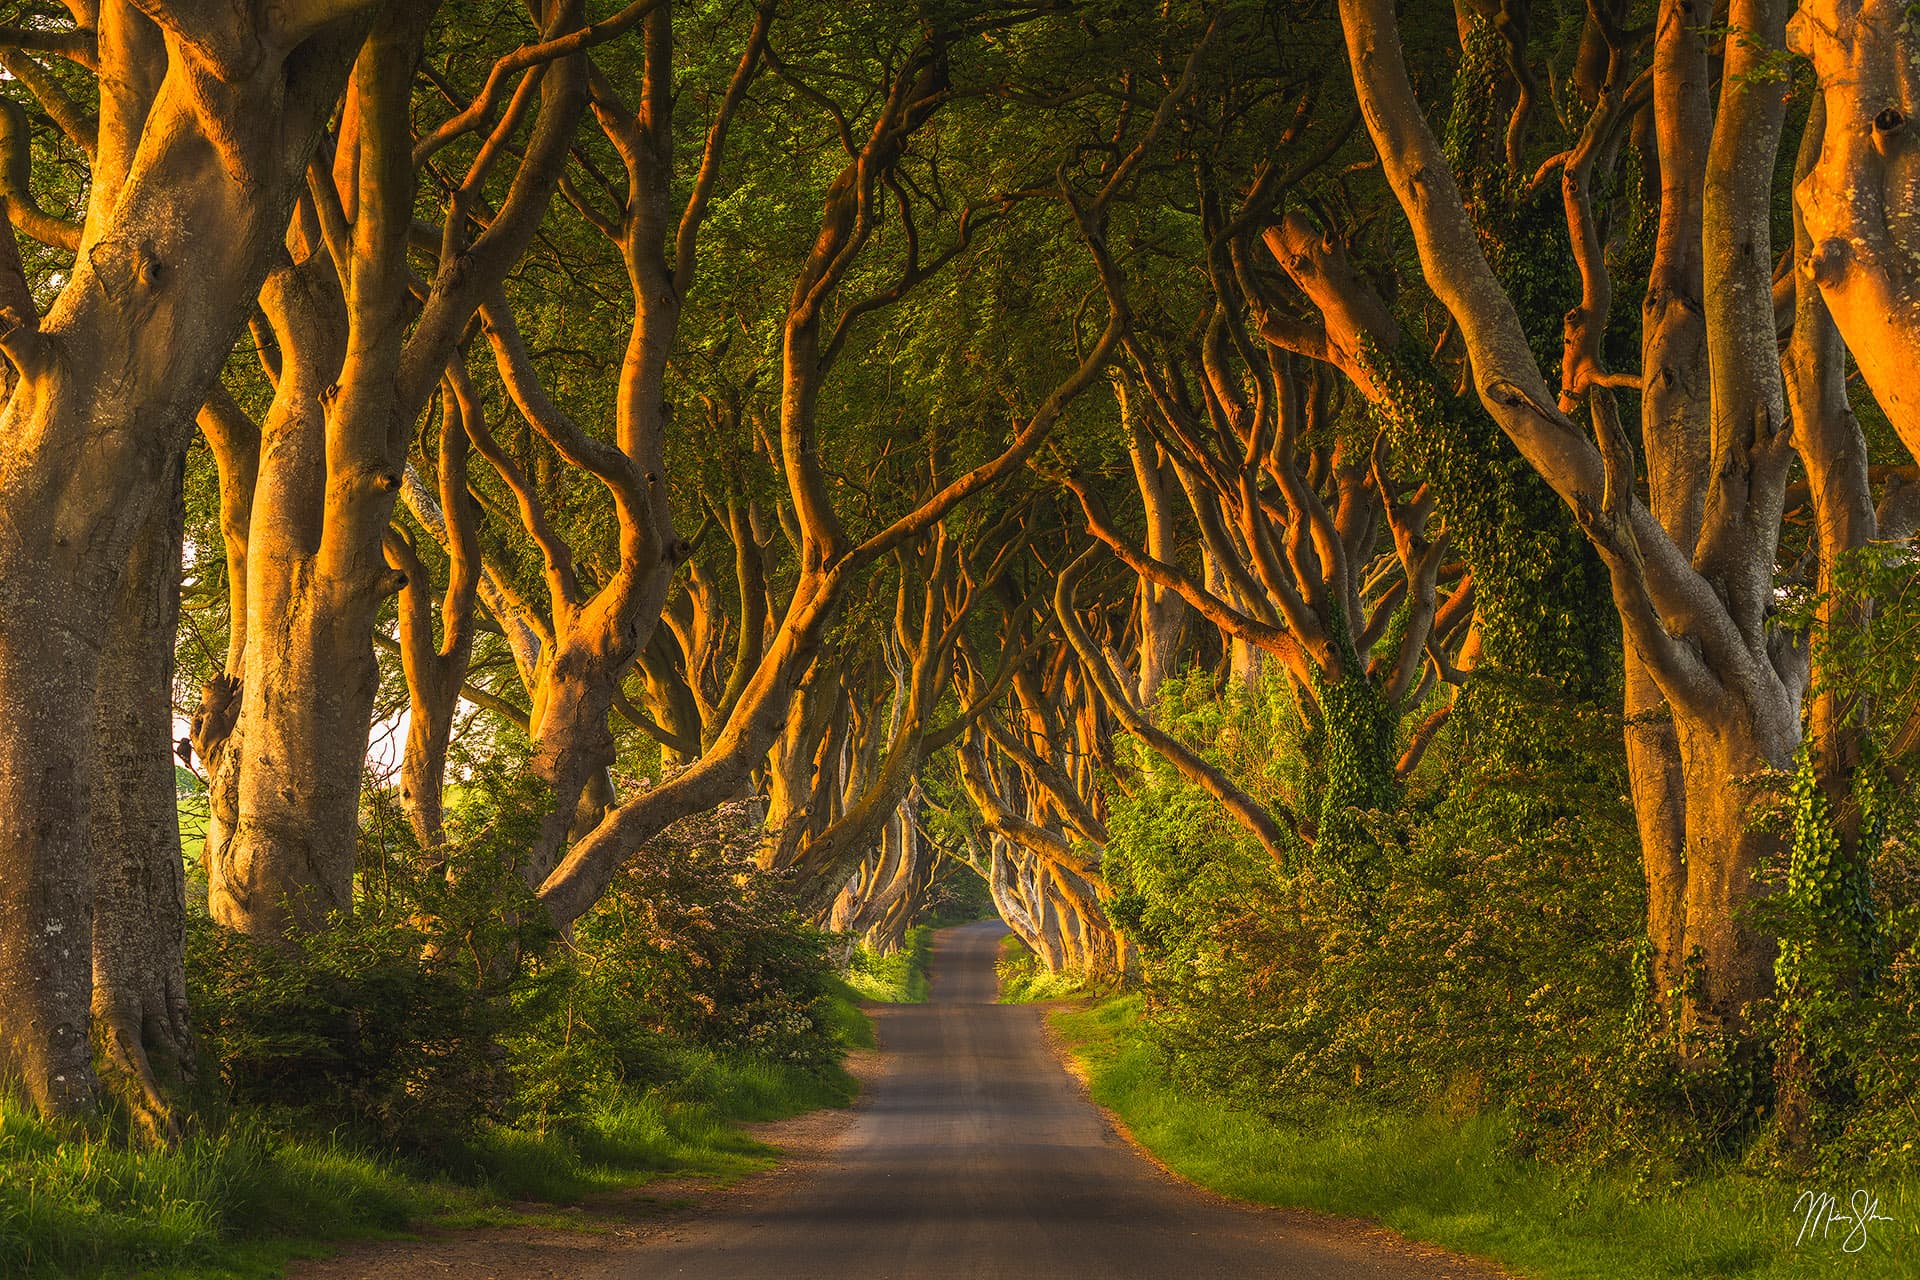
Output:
[
  {"xmin": 0, "ymin": 1036, "xmax": 862, "ymax": 1279},
  {"xmin": 1440, "ymin": 18, "xmax": 1578, "ymax": 382},
  {"xmin": 922, "ymin": 853, "xmax": 995, "ymax": 926},
  {"xmin": 1103, "ymin": 663, "xmax": 1706, "ymax": 1166},
  {"xmin": 1776, "ymin": 745, "xmax": 1882, "ymax": 1005},
  {"xmin": 1310, "ymin": 666, "xmax": 1397, "ymax": 883},
  {"xmin": 189, "ymin": 762, "xmax": 852, "ymax": 1150},
  {"xmin": 519, "ymin": 796, "xmax": 851, "ymax": 1129},
  {"xmin": 844, "ymin": 925, "xmax": 934, "ymax": 1004},
  {"xmin": 1746, "ymin": 545, "xmax": 1920, "ymax": 1169},
  {"xmin": 1359, "ymin": 336, "xmax": 1613, "ymax": 707},
  {"xmin": 187, "ymin": 916, "xmax": 509, "ymax": 1151},
  {"xmin": 2, "ymin": 768, "xmax": 871, "ymax": 1277},
  {"xmin": 1102, "ymin": 526, "xmax": 1920, "ymax": 1185},
  {"xmin": 996, "ymin": 934, "xmax": 1093, "ymax": 1003},
  {"xmin": 186, "ymin": 767, "xmax": 553, "ymax": 1148},
  {"xmin": 1414, "ymin": 16, "xmax": 1616, "ymax": 703},
  {"xmin": 1053, "ymin": 996, "xmax": 1920, "ymax": 1279}
]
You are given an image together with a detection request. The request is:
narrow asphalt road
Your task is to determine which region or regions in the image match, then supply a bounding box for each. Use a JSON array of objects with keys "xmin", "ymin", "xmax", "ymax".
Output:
[{"xmin": 629, "ymin": 920, "xmax": 1499, "ymax": 1279}]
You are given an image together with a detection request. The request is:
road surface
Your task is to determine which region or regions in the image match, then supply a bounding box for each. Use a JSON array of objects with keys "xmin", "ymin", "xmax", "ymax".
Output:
[{"xmin": 630, "ymin": 919, "xmax": 1498, "ymax": 1278}]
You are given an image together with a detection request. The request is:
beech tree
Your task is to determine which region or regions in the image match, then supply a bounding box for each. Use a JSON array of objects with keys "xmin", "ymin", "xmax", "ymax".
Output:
[
  {"xmin": 198, "ymin": 0, "xmax": 613, "ymax": 937},
  {"xmin": 0, "ymin": 0, "xmax": 376, "ymax": 1120},
  {"xmin": 457, "ymin": 0, "xmax": 775, "ymax": 896},
  {"xmin": 517, "ymin": 10, "xmax": 1207, "ymax": 930},
  {"xmin": 1326, "ymin": 0, "xmax": 1917, "ymax": 1044},
  {"xmin": 18, "ymin": 0, "xmax": 1920, "ymax": 1175}
]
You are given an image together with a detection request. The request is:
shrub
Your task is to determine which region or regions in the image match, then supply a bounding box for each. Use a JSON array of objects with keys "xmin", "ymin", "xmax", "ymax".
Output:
[
  {"xmin": 1103, "ymin": 669, "xmax": 1677, "ymax": 1165},
  {"xmin": 187, "ymin": 913, "xmax": 507, "ymax": 1149},
  {"xmin": 845, "ymin": 925, "xmax": 933, "ymax": 1003},
  {"xmin": 188, "ymin": 770, "xmax": 848, "ymax": 1151},
  {"xmin": 507, "ymin": 798, "xmax": 846, "ymax": 1127}
]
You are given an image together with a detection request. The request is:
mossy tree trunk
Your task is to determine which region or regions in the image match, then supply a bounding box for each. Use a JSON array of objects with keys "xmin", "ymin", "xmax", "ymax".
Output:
[{"xmin": 1334, "ymin": 0, "xmax": 1816, "ymax": 1040}]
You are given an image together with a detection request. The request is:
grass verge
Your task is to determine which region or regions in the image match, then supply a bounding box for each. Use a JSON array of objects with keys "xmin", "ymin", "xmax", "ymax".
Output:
[
  {"xmin": 1051, "ymin": 995, "xmax": 1920, "ymax": 1280},
  {"xmin": 842, "ymin": 925, "xmax": 933, "ymax": 1003},
  {"xmin": 0, "ymin": 991, "xmax": 869, "ymax": 1279},
  {"xmin": 995, "ymin": 934, "xmax": 1091, "ymax": 1003},
  {"xmin": 998, "ymin": 936, "xmax": 1090, "ymax": 1005}
]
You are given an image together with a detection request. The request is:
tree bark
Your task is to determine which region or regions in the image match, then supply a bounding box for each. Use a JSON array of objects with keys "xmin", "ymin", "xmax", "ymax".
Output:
[
  {"xmin": 90, "ymin": 458, "xmax": 195, "ymax": 1139},
  {"xmin": 210, "ymin": 251, "xmax": 364, "ymax": 935},
  {"xmin": 386, "ymin": 376, "xmax": 479, "ymax": 851},
  {"xmin": 1787, "ymin": 0, "xmax": 1920, "ymax": 459},
  {"xmin": 212, "ymin": 9, "xmax": 589, "ymax": 932},
  {"xmin": 1332, "ymin": 0, "xmax": 1800, "ymax": 1036},
  {"xmin": 1117, "ymin": 374, "xmax": 1185, "ymax": 704},
  {"xmin": 0, "ymin": 1, "xmax": 370, "ymax": 1113},
  {"xmin": 1629, "ymin": 0, "xmax": 1714, "ymax": 1008}
]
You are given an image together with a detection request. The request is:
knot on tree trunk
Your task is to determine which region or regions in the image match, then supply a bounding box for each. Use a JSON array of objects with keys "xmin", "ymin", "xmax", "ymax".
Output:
[{"xmin": 1805, "ymin": 238, "xmax": 1851, "ymax": 288}]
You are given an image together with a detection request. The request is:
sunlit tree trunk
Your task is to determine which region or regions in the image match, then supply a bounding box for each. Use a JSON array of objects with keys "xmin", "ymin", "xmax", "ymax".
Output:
[
  {"xmin": 211, "ymin": 7, "xmax": 588, "ymax": 933},
  {"xmin": 1788, "ymin": 0, "xmax": 1920, "ymax": 458},
  {"xmin": 1333, "ymin": 0, "xmax": 1803, "ymax": 1036},
  {"xmin": 0, "ymin": 0, "xmax": 370, "ymax": 1115},
  {"xmin": 385, "ymin": 373, "xmax": 481, "ymax": 851},
  {"xmin": 1117, "ymin": 374, "xmax": 1185, "ymax": 704}
]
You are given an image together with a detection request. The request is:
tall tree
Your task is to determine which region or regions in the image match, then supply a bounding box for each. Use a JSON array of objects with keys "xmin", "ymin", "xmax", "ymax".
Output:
[
  {"xmin": 1326, "ymin": 0, "xmax": 1907, "ymax": 1046},
  {"xmin": 0, "ymin": 0, "xmax": 377, "ymax": 1119},
  {"xmin": 203, "ymin": 0, "xmax": 596, "ymax": 935}
]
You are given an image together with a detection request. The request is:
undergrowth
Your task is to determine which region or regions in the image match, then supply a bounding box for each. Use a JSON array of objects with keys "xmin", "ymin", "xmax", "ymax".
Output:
[
  {"xmin": 0, "ymin": 775, "xmax": 870, "ymax": 1279},
  {"xmin": 1053, "ymin": 996, "xmax": 1920, "ymax": 1280},
  {"xmin": 842, "ymin": 924, "xmax": 933, "ymax": 1003},
  {"xmin": 996, "ymin": 934, "xmax": 1091, "ymax": 1003},
  {"xmin": 0, "ymin": 1030, "xmax": 862, "ymax": 1279}
]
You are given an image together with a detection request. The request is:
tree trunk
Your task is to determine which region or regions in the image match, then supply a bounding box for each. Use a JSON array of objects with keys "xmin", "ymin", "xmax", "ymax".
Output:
[
  {"xmin": 1625, "ymin": 654, "xmax": 1688, "ymax": 1004},
  {"xmin": 845, "ymin": 793, "xmax": 930, "ymax": 954},
  {"xmin": 0, "ymin": 540, "xmax": 117, "ymax": 1114},
  {"xmin": 386, "ymin": 375, "xmax": 481, "ymax": 852},
  {"xmin": 208, "ymin": 257, "xmax": 368, "ymax": 936},
  {"xmin": 90, "ymin": 457, "xmax": 195, "ymax": 1138},
  {"xmin": 524, "ymin": 620, "xmax": 632, "ymax": 885},
  {"xmin": 213, "ymin": 14, "xmax": 588, "ymax": 929},
  {"xmin": 1629, "ymin": 0, "xmax": 1712, "ymax": 1010},
  {"xmin": 1787, "ymin": 0, "xmax": 1920, "ymax": 459},
  {"xmin": 991, "ymin": 841, "xmax": 1064, "ymax": 971},
  {"xmin": 1675, "ymin": 717, "xmax": 1794, "ymax": 1033},
  {"xmin": 190, "ymin": 390, "xmax": 262, "ymax": 867},
  {"xmin": 1313, "ymin": 673, "xmax": 1397, "ymax": 873},
  {"xmin": 1332, "ymin": 0, "xmax": 1800, "ymax": 1044},
  {"xmin": 0, "ymin": 4, "xmax": 368, "ymax": 1112},
  {"xmin": 1119, "ymin": 375, "xmax": 1185, "ymax": 703}
]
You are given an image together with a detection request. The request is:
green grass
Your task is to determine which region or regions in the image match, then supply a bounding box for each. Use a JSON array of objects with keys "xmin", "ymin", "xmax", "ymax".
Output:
[
  {"xmin": 995, "ymin": 934, "xmax": 1092, "ymax": 1003},
  {"xmin": 842, "ymin": 925, "xmax": 933, "ymax": 1003},
  {"xmin": 445, "ymin": 1042, "xmax": 859, "ymax": 1204},
  {"xmin": 1053, "ymin": 995, "xmax": 1920, "ymax": 1279},
  {"xmin": 0, "ymin": 992, "xmax": 871, "ymax": 1279},
  {"xmin": 0, "ymin": 1108, "xmax": 450, "ymax": 1279},
  {"xmin": 820, "ymin": 976, "xmax": 879, "ymax": 1048}
]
